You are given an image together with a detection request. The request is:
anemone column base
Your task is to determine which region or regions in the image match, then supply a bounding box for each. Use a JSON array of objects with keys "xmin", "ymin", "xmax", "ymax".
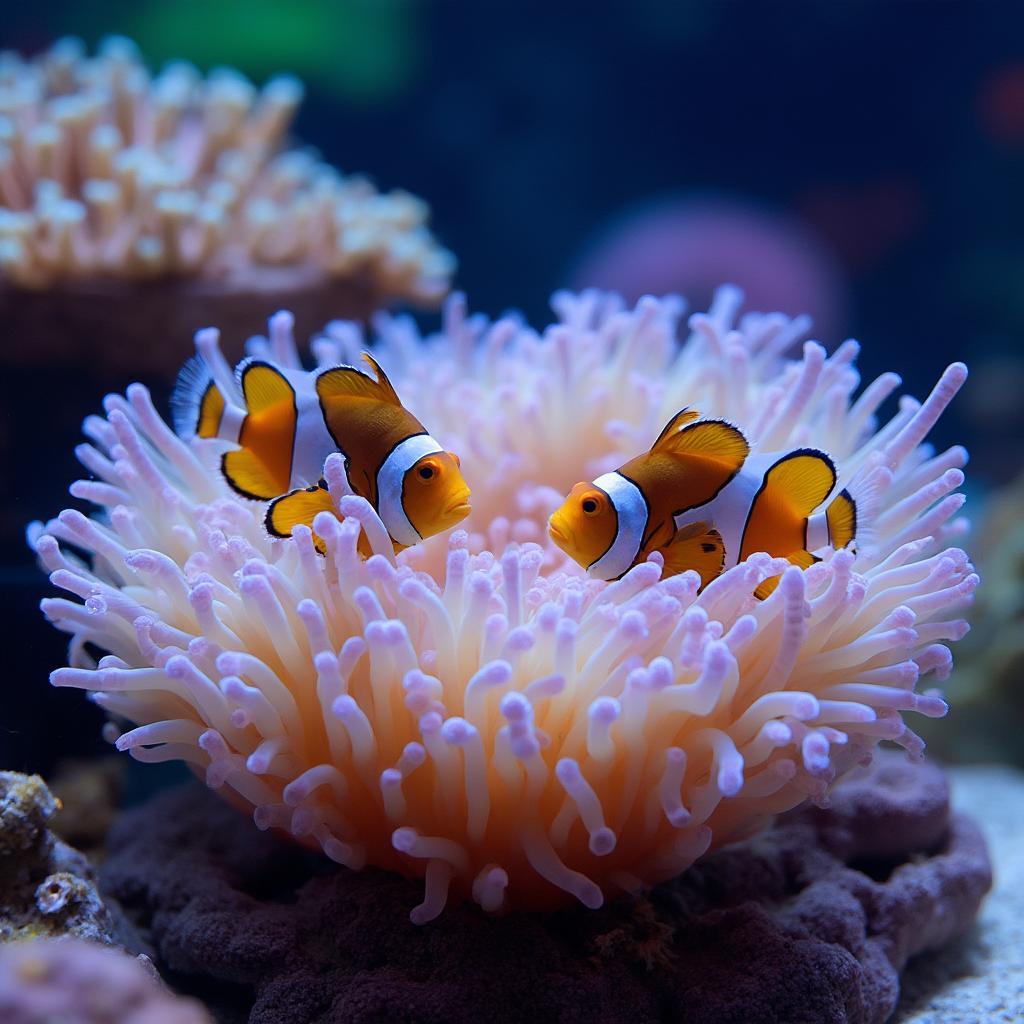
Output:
[
  {"xmin": 0, "ymin": 267, "xmax": 388, "ymax": 377},
  {"xmin": 98, "ymin": 752, "xmax": 993, "ymax": 1024}
]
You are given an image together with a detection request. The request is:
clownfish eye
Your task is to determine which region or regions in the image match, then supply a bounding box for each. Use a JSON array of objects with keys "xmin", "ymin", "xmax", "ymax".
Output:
[
  {"xmin": 418, "ymin": 463, "xmax": 436, "ymax": 481},
  {"xmin": 581, "ymin": 497, "xmax": 599, "ymax": 515}
]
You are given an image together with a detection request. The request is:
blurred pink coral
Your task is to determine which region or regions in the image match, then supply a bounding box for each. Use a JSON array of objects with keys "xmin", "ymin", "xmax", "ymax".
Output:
[
  {"xmin": 0, "ymin": 938, "xmax": 211, "ymax": 1024},
  {"xmin": 34, "ymin": 287, "xmax": 975, "ymax": 920},
  {"xmin": 0, "ymin": 37, "xmax": 452, "ymax": 301}
]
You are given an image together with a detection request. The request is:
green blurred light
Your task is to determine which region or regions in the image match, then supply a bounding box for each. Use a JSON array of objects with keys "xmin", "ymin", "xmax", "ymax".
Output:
[{"xmin": 121, "ymin": 0, "xmax": 419, "ymax": 104}]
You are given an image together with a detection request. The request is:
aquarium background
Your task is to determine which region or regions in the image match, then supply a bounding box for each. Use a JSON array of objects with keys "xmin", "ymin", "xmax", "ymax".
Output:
[{"xmin": 3, "ymin": 0, "xmax": 1022, "ymax": 775}]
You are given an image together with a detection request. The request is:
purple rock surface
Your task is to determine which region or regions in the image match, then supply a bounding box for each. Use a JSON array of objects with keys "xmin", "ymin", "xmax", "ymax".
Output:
[{"xmin": 100, "ymin": 753, "xmax": 991, "ymax": 1024}]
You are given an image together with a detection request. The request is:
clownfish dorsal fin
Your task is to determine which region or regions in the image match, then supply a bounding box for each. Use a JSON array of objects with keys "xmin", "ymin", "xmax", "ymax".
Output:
[
  {"xmin": 361, "ymin": 352, "xmax": 401, "ymax": 405},
  {"xmin": 238, "ymin": 359, "xmax": 294, "ymax": 414},
  {"xmin": 647, "ymin": 416, "xmax": 750, "ymax": 512},
  {"xmin": 222, "ymin": 359, "xmax": 297, "ymax": 500},
  {"xmin": 739, "ymin": 448, "xmax": 837, "ymax": 567},
  {"xmin": 650, "ymin": 408, "xmax": 702, "ymax": 451},
  {"xmin": 651, "ymin": 416, "xmax": 750, "ymax": 471},
  {"xmin": 316, "ymin": 353, "xmax": 401, "ymax": 406},
  {"xmin": 222, "ymin": 448, "xmax": 290, "ymax": 501}
]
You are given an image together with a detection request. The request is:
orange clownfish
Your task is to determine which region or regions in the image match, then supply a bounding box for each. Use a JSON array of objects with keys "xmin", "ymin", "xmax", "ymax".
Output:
[
  {"xmin": 548, "ymin": 409, "xmax": 857, "ymax": 598},
  {"xmin": 171, "ymin": 351, "xmax": 471, "ymax": 551}
]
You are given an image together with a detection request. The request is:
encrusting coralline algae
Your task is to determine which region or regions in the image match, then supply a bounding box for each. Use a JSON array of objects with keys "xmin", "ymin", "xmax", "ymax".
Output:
[{"xmin": 33, "ymin": 286, "xmax": 976, "ymax": 921}]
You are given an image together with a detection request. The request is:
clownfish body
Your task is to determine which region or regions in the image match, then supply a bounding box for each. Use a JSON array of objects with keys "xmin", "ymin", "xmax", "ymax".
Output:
[
  {"xmin": 171, "ymin": 351, "xmax": 471, "ymax": 551},
  {"xmin": 548, "ymin": 409, "xmax": 858, "ymax": 598}
]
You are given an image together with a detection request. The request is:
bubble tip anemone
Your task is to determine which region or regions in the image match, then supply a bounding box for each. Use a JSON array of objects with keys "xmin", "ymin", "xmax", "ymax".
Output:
[{"xmin": 36, "ymin": 286, "xmax": 974, "ymax": 919}]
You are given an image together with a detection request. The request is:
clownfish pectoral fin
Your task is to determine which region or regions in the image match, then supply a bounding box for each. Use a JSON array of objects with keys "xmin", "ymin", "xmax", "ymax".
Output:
[
  {"xmin": 171, "ymin": 356, "xmax": 226, "ymax": 440},
  {"xmin": 739, "ymin": 449, "xmax": 837, "ymax": 564},
  {"xmin": 641, "ymin": 516, "xmax": 677, "ymax": 555},
  {"xmin": 238, "ymin": 359, "xmax": 294, "ymax": 415},
  {"xmin": 825, "ymin": 488, "xmax": 857, "ymax": 549},
  {"xmin": 658, "ymin": 522, "xmax": 725, "ymax": 589},
  {"xmin": 316, "ymin": 354, "xmax": 400, "ymax": 407},
  {"xmin": 754, "ymin": 550, "xmax": 820, "ymax": 600},
  {"xmin": 265, "ymin": 480, "xmax": 336, "ymax": 553},
  {"xmin": 650, "ymin": 408, "xmax": 702, "ymax": 450}
]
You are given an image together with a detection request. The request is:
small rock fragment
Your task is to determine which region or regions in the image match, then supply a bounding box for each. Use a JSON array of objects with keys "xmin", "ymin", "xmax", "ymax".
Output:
[{"xmin": 0, "ymin": 937, "xmax": 212, "ymax": 1024}]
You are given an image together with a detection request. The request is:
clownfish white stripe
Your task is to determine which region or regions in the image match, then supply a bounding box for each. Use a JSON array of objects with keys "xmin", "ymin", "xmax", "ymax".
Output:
[
  {"xmin": 377, "ymin": 433, "xmax": 444, "ymax": 548},
  {"xmin": 219, "ymin": 403, "xmax": 246, "ymax": 446},
  {"xmin": 587, "ymin": 472, "xmax": 648, "ymax": 581},
  {"xmin": 805, "ymin": 511, "xmax": 828, "ymax": 553},
  {"xmin": 291, "ymin": 389, "xmax": 338, "ymax": 486}
]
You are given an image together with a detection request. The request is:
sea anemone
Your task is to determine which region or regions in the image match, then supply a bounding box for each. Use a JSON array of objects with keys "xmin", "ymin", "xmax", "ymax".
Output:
[
  {"xmin": 33, "ymin": 287, "xmax": 976, "ymax": 920},
  {"xmin": 0, "ymin": 36, "xmax": 452, "ymax": 366}
]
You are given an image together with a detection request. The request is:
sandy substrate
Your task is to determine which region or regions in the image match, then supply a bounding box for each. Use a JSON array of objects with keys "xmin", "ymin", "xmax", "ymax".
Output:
[{"xmin": 894, "ymin": 764, "xmax": 1024, "ymax": 1023}]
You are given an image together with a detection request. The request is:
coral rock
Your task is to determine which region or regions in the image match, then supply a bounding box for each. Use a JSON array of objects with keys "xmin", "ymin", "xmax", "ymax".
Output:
[
  {"xmin": 0, "ymin": 772, "xmax": 118, "ymax": 944},
  {"xmin": 100, "ymin": 751, "xmax": 991, "ymax": 1024},
  {"xmin": 0, "ymin": 937, "xmax": 212, "ymax": 1024}
]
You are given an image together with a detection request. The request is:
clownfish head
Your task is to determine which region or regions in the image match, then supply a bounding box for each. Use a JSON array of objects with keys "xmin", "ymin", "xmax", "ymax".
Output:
[
  {"xmin": 401, "ymin": 450, "xmax": 472, "ymax": 540},
  {"xmin": 548, "ymin": 481, "xmax": 619, "ymax": 571}
]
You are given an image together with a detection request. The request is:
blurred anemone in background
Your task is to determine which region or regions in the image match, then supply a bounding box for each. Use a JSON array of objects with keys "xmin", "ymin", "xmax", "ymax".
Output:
[
  {"xmin": 569, "ymin": 195, "xmax": 846, "ymax": 343},
  {"xmin": 918, "ymin": 470, "xmax": 1024, "ymax": 766}
]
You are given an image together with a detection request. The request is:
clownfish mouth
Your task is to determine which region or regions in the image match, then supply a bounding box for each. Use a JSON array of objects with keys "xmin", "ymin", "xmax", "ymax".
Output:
[
  {"xmin": 440, "ymin": 499, "xmax": 472, "ymax": 526},
  {"xmin": 547, "ymin": 518, "xmax": 573, "ymax": 553}
]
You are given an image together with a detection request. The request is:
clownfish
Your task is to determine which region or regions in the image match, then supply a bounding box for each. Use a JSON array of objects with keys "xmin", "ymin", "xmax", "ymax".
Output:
[
  {"xmin": 547, "ymin": 409, "xmax": 858, "ymax": 599},
  {"xmin": 171, "ymin": 351, "xmax": 471, "ymax": 552}
]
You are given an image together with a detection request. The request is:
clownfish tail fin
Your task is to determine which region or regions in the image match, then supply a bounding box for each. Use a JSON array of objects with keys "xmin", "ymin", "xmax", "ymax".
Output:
[
  {"xmin": 825, "ymin": 489, "xmax": 857, "ymax": 550},
  {"xmin": 171, "ymin": 356, "xmax": 226, "ymax": 440},
  {"xmin": 830, "ymin": 462, "xmax": 891, "ymax": 555}
]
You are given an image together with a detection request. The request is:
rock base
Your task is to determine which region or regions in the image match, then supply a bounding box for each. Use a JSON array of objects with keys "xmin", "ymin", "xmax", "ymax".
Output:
[
  {"xmin": 0, "ymin": 772, "xmax": 126, "ymax": 947},
  {"xmin": 100, "ymin": 753, "xmax": 992, "ymax": 1024}
]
